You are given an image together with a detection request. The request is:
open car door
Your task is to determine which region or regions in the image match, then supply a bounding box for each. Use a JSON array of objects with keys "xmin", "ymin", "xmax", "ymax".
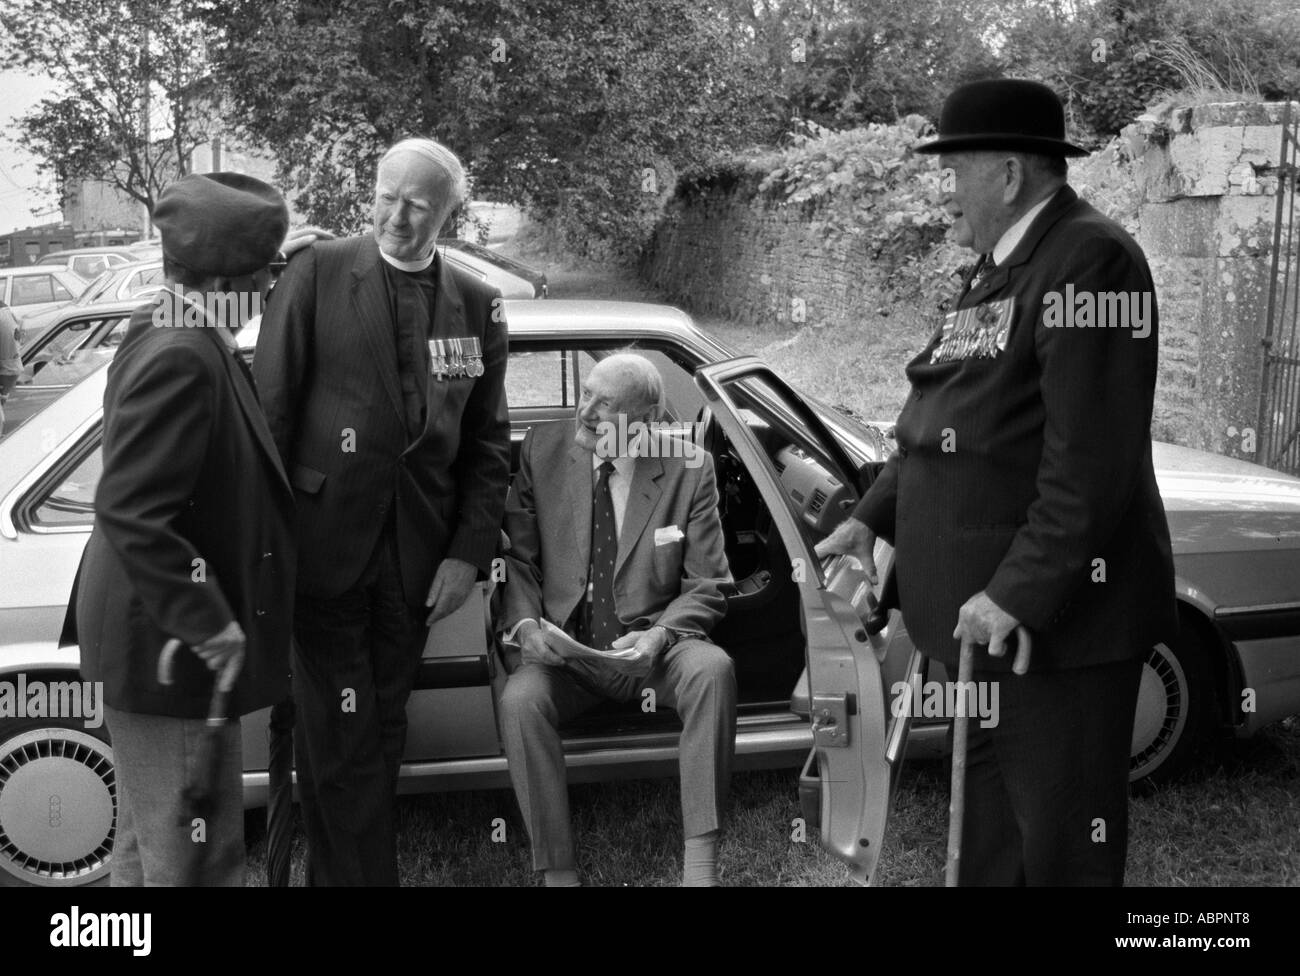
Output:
[{"xmin": 695, "ymin": 357, "xmax": 916, "ymax": 885}]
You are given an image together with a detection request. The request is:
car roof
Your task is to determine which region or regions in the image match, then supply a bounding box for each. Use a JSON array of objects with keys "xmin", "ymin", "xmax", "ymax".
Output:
[
  {"xmin": 41, "ymin": 296, "xmax": 151, "ymax": 326},
  {"xmin": 39, "ymin": 246, "xmax": 144, "ymax": 259},
  {"xmin": 0, "ymin": 265, "xmax": 84, "ymax": 277},
  {"xmin": 439, "ymin": 239, "xmax": 548, "ymax": 291},
  {"xmin": 499, "ymin": 299, "xmax": 731, "ymax": 353}
]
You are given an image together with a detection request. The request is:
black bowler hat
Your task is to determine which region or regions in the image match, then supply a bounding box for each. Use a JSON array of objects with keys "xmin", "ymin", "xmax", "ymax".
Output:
[
  {"xmin": 153, "ymin": 172, "xmax": 289, "ymax": 277},
  {"xmin": 916, "ymin": 79, "xmax": 1088, "ymax": 157}
]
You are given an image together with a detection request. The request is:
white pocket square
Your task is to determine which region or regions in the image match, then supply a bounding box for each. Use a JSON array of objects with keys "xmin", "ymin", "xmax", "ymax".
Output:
[{"xmin": 654, "ymin": 525, "xmax": 684, "ymax": 546}]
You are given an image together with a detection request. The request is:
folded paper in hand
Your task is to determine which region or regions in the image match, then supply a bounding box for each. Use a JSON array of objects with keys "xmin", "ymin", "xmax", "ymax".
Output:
[{"xmin": 539, "ymin": 618, "xmax": 641, "ymax": 664}]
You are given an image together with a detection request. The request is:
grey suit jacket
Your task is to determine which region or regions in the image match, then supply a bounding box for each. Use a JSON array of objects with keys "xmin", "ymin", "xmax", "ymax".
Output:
[{"xmin": 501, "ymin": 420, "xmax": 731, "ymax": 640}]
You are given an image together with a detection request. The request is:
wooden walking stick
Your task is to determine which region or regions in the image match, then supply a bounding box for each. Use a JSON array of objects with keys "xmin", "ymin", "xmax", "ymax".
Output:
[
  {"xmin": 945, "ymin": 625, "xmax": 1032, "ymax": 886},
  {"xmin": 945, "ymin": 638, "xmax": 975, "ymax": 887}
]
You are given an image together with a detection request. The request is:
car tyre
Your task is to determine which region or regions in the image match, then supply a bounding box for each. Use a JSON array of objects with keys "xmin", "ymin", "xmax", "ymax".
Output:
[
  {"xmin": 0, "ymin": 717, "xmax": 115, "ymax": 886},
  {"xmin": 1129, "ymin": 622, "xmax": 1213, "ymax": 785}
]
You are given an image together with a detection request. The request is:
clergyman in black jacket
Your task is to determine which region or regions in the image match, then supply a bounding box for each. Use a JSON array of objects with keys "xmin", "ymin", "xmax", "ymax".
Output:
[{"xmin": 254, "ymin": 138, "xmax": 511, "ymax": 885}]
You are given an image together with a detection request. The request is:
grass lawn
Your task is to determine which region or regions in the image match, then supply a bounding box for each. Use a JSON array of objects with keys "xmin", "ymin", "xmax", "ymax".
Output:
[
  {"xmin": 242, "ymin": 242, "xmax": 1300, "ymax": 887},
  {"xmin": 245, "ymin": 717, "xmax": 1299, "ymax": 886}
]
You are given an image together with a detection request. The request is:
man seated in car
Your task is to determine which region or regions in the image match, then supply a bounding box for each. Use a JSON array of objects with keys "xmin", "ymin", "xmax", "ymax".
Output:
[{"xmin": 498, "ymin": 352, "xmax": 736, "ymax": 886}]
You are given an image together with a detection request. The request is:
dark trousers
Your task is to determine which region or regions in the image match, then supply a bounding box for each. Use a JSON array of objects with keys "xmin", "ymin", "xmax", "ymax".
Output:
[
  {"xmin": 957, "ymin": 655, "xmax": 1144, "ymax": 886},
  {"xmin": 292, "ymin": 524, "xmax": 428, "ymax": 886}
]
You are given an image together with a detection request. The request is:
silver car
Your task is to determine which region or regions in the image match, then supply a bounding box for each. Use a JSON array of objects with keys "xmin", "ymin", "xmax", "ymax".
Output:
[{"xmin": 2, "ymin": 300, "xmax": 1299, "ymax": 887}]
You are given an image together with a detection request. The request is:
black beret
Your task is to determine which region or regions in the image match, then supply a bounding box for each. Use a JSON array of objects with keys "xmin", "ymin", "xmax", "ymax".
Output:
[
  {"xmin": 153, "ymin": 172, "xmax": 289, "ymax": 277},
  {"xmin": 916, "ymin": 79, "xmax": 1088, "ymax": 157}
]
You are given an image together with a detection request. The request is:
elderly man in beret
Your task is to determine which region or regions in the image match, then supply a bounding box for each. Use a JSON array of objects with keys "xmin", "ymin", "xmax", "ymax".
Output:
[
  {"xmin": 255, "ymin": 138, "xmax": 510, "ymax": 885},
  {"xmin": 64, "ymin": 172, "xmax": 295, "ymax": 886},
  {"xmin": 819, "ymin": 79, "xmax": 1176, "ymax": 885}
]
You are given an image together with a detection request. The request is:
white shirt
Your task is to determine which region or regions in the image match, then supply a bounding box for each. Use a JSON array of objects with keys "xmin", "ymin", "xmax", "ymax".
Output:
[
  {"xmin": 991, "ymin": 193, "xmax": 1054, "ymax": 266},
  {"xmin": 593, "ymin": 452, "xmax": 637, "ymax": 538}
]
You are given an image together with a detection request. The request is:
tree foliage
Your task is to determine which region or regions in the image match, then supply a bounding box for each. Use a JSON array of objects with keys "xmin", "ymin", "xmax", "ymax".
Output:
[
  {"xmin": 1001, "ymin": 0, "xmax": 1300, "ymax": 144},
  {"xmin": 733, "ymin": 0, "xmax": 1005, "ymax": 128},
  {"xmin": 0, "ymin": 0, "xmax": 214, "ymax": 214},
  {"xmin": 203, "ymin": 0, "xmax": 773, "ymax": 257},
  {"xmin": 9, "ymin": 0, "xmax": 1300, "ymax": 255}
]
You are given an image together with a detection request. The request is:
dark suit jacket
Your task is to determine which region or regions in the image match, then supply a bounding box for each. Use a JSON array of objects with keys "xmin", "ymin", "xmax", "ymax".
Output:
[
  {"xmin": 501, "ymin": 421, "xmax": 732, "ymax": 639},
  {"xmin": 253, "ymin": 236, "xmax": 511, "ymax": 605},
  {"xmin": 853, "ymin": 186, "xmax": 1176, "ymax": 671},
  {"xmin": 69, "ymin": 297, "xmax": 296, "ymax": 718}
]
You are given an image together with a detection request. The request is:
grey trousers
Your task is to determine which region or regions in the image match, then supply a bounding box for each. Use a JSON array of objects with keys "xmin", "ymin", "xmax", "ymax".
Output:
[
  {"xmin": 498, "ymin": 638, "xmax": 737, "ymax": 870},
  {"xmin": 106, "ymin": 704, "xmax": 245, "ymax": 886}
]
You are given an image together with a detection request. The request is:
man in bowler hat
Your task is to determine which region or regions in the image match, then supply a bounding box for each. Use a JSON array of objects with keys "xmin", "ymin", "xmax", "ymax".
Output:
[
  {"xmin": 66, "ymin": 173, "xmax": 295, "ymax": 885},
  {"xmin": 819, "ymin": 79, "xmax": 1176, "ymax": 884}
]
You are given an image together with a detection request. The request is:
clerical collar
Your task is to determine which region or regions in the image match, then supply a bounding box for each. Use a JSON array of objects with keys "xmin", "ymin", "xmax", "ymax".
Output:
[{"xmin": 379, "ymin": 247, "xmax": 436, "ymax": 273}]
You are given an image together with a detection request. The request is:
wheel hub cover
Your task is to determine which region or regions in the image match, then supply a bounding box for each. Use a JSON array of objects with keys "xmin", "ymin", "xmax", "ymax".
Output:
[{"xmin": 0, "ymin": 729, "xmax": 115, "ymax": 885}]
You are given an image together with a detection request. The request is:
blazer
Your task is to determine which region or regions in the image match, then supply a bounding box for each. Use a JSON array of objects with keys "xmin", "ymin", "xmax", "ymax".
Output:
[
  {"xmin": 253, "ymin": 236, "xmax": 511, "ymax": 605},
  {"xmin": 501, "ymin": 420, "xmax": 732, "ymax": 640},
  {"xmin": 68, "ymin": 297, "xmax": 296, "ymax": 718},
  {"xmin": 853, "ymin": 185, "xmax": 1177, "ymax": 672}
]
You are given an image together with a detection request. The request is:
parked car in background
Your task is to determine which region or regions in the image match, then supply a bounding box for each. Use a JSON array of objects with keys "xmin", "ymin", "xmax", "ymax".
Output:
[
  {"xmin": 124, "ymin": 239, "xmax": 162, "ymax": 262},
  {"xmin": 17, "ymin": 262, "xmax": 165, "ymax": 342},
  {"xmin": 0, "ymin": 267, "xmax": 85, "ymax": 325},
  {"xmin": 2, "ymin": 300, "xmax": 1298, "ymax": 888},
  {"xmin": 1, "ymin": 299, "xmax": 143, "ymax": 441},
  {"xmin": 438, "ymin": 238, "xmax": 548, "ymax": 298},
  {"xmin": 35, "ymin": 248, "xmax": 139, "ymax": 284}
]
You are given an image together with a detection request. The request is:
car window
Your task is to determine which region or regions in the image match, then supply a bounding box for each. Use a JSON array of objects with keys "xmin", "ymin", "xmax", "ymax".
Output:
[
  {"xmin": 29, "ymin": 320, "xmax": 94, "ymax": 364},
  {"xmin": 72, "ymin": 256, "xmax": 111, "ymax": 279},
  {"xmin": 27, "ymin": 350, "xmax": 112, "ymax": 389},
  {"xmin": 126, "ymin": 267, "xmax": 164, "ymax": 295},
  {"xmin": 31, "ymin": 443, "xmax": 102, "ymax": 527},
  {"xmin": 710, "ymin": 370, "xmax": 862, "ymax": 531},
  {"xmin": 50, "ymin": 276, "xmax": 75, "ymax": 300},
  {"xmin": 98, "ymin": 318, "xmax": 130, "ymax": 349},
  {"xmin": 506, "ymin": 347, "xmax": 699, "ymax": 421},
  {"xmin": 506, "ymin": 349, "xmax": 575, "ymax": 408},
  {"xmin": 10, "ymin": 275, "xmax": 57, "ymax": 306},
  {"xmin": 24, "ymin": 316, "xmax": 126, "ymax": 382}
]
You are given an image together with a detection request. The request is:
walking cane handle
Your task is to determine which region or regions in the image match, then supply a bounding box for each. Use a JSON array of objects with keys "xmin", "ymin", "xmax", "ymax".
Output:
[{"xmin": 157, "ymin": 638, "xmax": 184, "ymax": 686}]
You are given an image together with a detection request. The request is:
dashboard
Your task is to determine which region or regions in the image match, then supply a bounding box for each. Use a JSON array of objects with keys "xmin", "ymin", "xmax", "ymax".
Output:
[{"xmin": 773, "ymin": 443, "xmax": 855, "ymax": 535}]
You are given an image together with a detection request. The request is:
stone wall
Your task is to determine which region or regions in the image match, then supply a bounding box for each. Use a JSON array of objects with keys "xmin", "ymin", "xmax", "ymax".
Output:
[
  {"xmin": 640, "ymin": 177, "xmax": 891, "ymax": 333},
  {"xmin": 642, "ymin": 101, "xmax": 1298, "ymax": 460},
  {"xmin": 1126, "ymin": 101, "xmax": 1295, "ymax": 458}
]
